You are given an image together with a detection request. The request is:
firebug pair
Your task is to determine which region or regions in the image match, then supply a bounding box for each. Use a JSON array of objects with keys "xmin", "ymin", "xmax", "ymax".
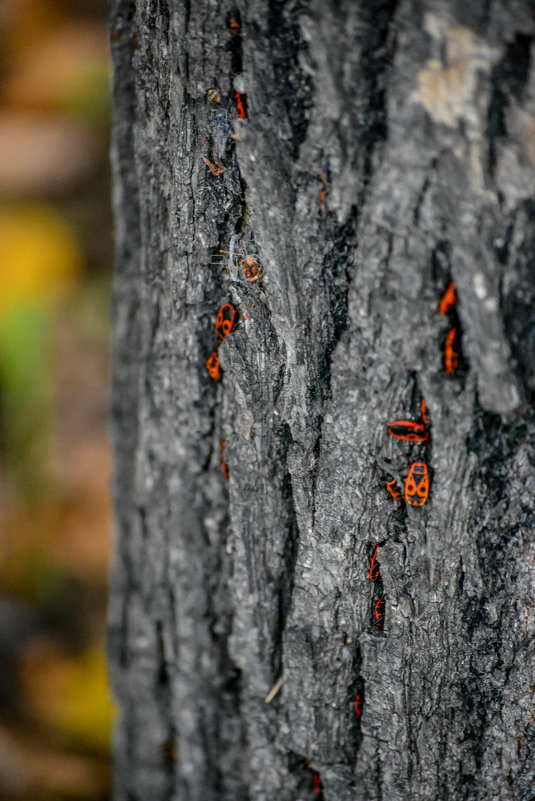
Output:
[
  {"xmin": 439, "ymin": 281, "xmax": 461, "ymax": 373},
  {"xmin": 206, "ymin": 303, "xmax": 238, "ymax": 381},
  {"xmin": 386, "ymin": 463, "xmax": 429, "ymax": 507},
  {"xmin": 386, "ymin": 399, "xmax": 430, "ymax": 506}
]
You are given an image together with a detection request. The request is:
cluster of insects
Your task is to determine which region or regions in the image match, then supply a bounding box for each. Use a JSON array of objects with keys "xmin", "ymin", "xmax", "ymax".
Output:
[
  {"xmin": 201, "ymin": 18, "xmax": 264, "ymax": 482},
  {"xmin": 205, "ymin": 255, "xmax": 262, "ymax": 382},
  {"xmin": 202, "ymin": 18, "xmax": 248, "ymax": 181},
  {"xmin": 205, "ymin": 249, "xmax": 262, "ymax": 482},
  {"xmin": 385, "ymin": 398, "xmax": 431, "ymax": 508},
  {"xmin": 205, "ymin": 26, "xmax": 467, "ymax": 777},
  {"xmin": 369, "ymin": 282, "xmax": 461, "ymax": 637},
  {"xmin": 206, "ymin": 303, "xmax": 238, "ymax": 382},
  {"xmin": 205, "ymin": 303, "xmax": 238, "ymax": 479}
]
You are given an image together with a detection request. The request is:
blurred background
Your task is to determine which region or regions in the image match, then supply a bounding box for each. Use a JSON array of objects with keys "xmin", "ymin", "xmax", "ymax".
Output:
[{"xmin": 0, "ymin": 1, "xmax": 113, "ymax": 798}]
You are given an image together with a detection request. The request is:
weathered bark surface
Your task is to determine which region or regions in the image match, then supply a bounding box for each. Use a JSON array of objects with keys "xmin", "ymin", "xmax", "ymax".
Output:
[{"xmin": 109, "ymin": 1, "xmax": 535, "ymax": 799}]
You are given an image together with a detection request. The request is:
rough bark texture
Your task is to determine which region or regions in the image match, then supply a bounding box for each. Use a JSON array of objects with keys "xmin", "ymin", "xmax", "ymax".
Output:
[{"xmin": 109, "ymin": 2, "xmax": 535, "ymax": 799}]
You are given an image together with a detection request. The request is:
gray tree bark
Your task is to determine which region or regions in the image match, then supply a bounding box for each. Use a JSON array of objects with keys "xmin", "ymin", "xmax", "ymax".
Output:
[{"xmin": 108, "ymin": 1, "xmax": 535, "ymax": 799}]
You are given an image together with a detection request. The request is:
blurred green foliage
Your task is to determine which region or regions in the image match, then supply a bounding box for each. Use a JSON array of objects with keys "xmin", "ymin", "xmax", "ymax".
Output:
[{"xmin": 0, "ymin": 304, "xmax": 50, "ymax": 496}]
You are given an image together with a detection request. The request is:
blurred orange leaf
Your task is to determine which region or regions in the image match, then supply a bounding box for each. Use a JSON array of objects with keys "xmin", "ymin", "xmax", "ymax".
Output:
[{"xmin": 2, "ymin": 21, "xmax": 109, "ymax": 114}]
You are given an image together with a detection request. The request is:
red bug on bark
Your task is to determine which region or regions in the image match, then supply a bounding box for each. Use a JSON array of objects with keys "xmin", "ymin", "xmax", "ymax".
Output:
[
  {"xmin": 240, "ymin": 256, "xmax": 261, "ymax": 282},
  {"xmin": 228, "ymin": 17, "xmax": 241, "ymax": 36},
  {"xmin": 215, "ymin": 303, "xmax": 237, "ymax": 341},
  {"xmin": 220, "ymin": 440, "xmax": 229, "ymax": 480},
  {"xmin": 404, "ymin": 462, "xmax": 429, "ymax": 507},
  {"xmin": 444, "ymin": 326, "xmax": 459, "ymax": 373},
  {"xmin": 438, "ymin": 280, "xmax": 458, "ymax": 315},
  {"xmin": 206, "ymin": 352, "xmax": 221, "ymax": 380},
  {"xmin": 369, "ymin": 543, "xmax": 380, "ymax": 581},
  {"xmin": 386, "ymin": 475, "xmax": 402, "ymax": 502},
  {"xmin": 387, "ymin": 419, "xmax": 429, "ymax": 442},
  {"xmin": 420, "ymin": 398, "xmax": 430, "ymax": 425},
  {"xmin": 304, "ymin": 761, "xmax": 323, "ymax": 796},
  {"xmin": 235, "ymin": 91, "xmax": 247, "ymax": 119},
  {"xmin": 354, "ymin": 694, "xmax": 364, "ymax": 718},
  {"xmin": 374, "ymin": 597, "xmax": 385, "ymax": 629}
]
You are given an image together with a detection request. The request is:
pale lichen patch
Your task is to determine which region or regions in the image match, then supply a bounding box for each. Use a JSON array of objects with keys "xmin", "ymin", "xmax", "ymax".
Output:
[{"xmin": 413, "ymin": 18, "xmax": 497, "ymax": 132}]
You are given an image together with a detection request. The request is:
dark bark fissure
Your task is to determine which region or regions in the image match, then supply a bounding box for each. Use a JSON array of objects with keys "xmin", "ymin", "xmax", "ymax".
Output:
[
  {"xmin": 502, "ymin": 200, "xmax": 535, "ymax": 403},
  {"xmin": 348, "ymin": 656, "xmax": 365, "ymax": 750},
  {"xmin": 267, "ymin": 0, "xmax": 313, "ymax": 159},
  {"xmin": 487, "ymin": 32, "xmax": 533, "ymax": 178},
  {"xmin": 355, "ymin": 0, "xmax": 400, "ymax": 193},
  {"xmin": 154, "ymin": 619, "xmax": 176, "ymax": 798},
  {"xmin": 272, "ymin": 453, "xmax": 300, "ymax": 679}
]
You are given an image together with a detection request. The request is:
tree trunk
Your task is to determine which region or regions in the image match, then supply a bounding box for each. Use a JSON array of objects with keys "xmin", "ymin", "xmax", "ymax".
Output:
[{"xmin": 108, "ymin": 1, "xmax": 535, "ymax": 799}]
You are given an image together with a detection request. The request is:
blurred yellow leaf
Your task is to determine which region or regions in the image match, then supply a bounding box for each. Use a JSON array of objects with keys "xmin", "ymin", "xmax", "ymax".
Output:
[
  {"xmin": 19, "ymin": 643, "xmax": 115, "ymax": 753},
  {"xmin": 57, "ymin": 647, "xmax": 115, "ymax": 750},
  {"xmin": 0, "ymin": 204, "xmax": 81, "ymax": 321}
]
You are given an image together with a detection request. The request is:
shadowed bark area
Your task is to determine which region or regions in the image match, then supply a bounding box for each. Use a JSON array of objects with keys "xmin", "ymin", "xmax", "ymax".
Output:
[{"xmin": 108, "ymin": 1, "xmax": 535, "ymax": 799}]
